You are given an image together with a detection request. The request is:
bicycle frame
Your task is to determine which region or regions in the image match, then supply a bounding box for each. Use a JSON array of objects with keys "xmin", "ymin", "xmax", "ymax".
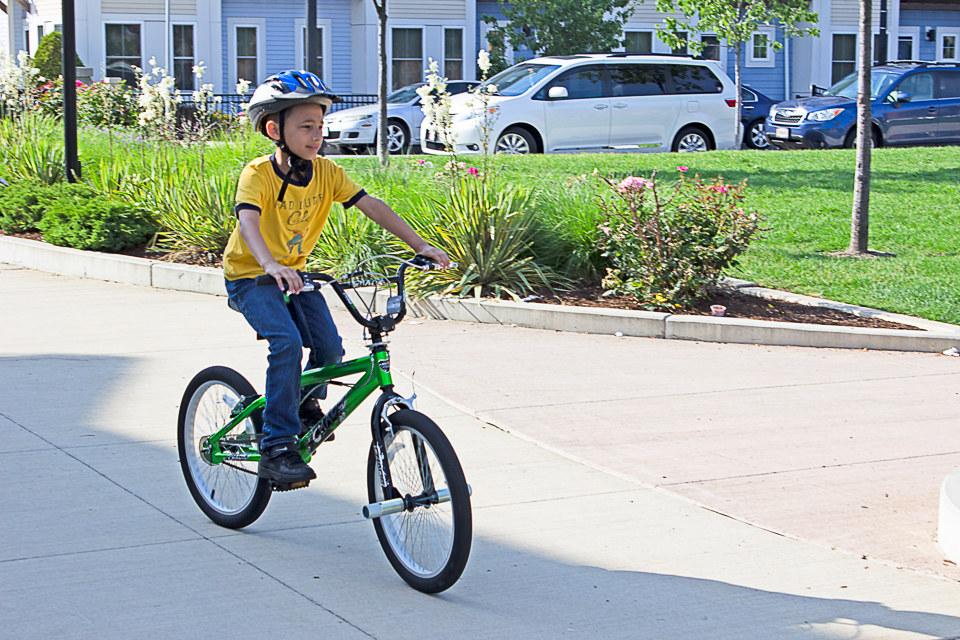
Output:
[{"xmin": 205, "ymin": 349, "xmax": 395, "ymax": 466}]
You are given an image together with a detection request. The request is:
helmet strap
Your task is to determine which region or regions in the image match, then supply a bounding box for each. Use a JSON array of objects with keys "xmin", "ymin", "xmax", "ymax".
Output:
[{"xmin": 275, "ymin": 109, "xmax": 310, "ymax": 202}]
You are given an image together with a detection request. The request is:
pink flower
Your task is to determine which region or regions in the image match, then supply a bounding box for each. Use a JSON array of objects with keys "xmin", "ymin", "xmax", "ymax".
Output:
[
  {"xmin": 466, "ymin": 167, "xmax": 479, "ymax": 176},
  {"xmin": 76, "ymin": 80, "xmax": 83, "ymax": 87},
  {"xmin": 710, "ymin": 184, "xmax": 728, "ymax": 194},
  {"xmin": 617, "ymin": 176, "xmax": 652, "ymax": 193},
  {"xmin": 677, "ymin": 165, "xmax": 689, "ymax": 172},
  {"xmin": 416, "ymin": 159, "xmax": 426, "ymax": 164}
]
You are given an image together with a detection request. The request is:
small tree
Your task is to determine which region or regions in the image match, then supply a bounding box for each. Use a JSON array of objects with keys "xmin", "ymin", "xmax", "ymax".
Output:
[
  {"xmin": 655, "ymin": 0, "xmax": 818, "ymax": 146},
  {"xmin": 848, "ymin": 0, "xmax": 871, "ymax": 254},
  {"xmin": 31, "ymin": 32, "xmax": 84, "ymax": 83},
  {"xmin": 372, "ymin": 0, "xmax": 390, "ymax": 167},
  {"xmin": 483, "ymin": 0, "xmax": 635, "ymax": 60}
]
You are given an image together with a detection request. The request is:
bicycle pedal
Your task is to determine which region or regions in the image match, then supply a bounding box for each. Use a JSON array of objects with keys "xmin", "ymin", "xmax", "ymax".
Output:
[{"xmin": 270, "ymin": 480, "xmax": 311, "ymax": 492}]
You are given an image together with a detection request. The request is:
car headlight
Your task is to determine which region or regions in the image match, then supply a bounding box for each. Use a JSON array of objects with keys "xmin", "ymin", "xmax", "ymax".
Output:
[
  {"xmin": 806, "ymin": 108, "xmax": 845, "ymax": 122},
  {"xmin": 340, "ymin": 114, "xmax": 374, "ymax": 123},
  {"xmin": 453, "ymin": 106, "xmax": 498, "ymax": 124}
]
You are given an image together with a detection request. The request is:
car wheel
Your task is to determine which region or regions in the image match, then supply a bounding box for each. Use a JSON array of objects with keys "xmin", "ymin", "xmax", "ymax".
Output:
[
  {"xmin": 385, "ymin": 120, "xmax": 410, "ymax": 154},
  {"xmin": 672, "ymin": 126, "xmax": 713, "ymax": 152},
  {"xmin": 844, "ymin": 128, "xmax": 881, "ymax": 149},
  {"xmin": 495, "ymin": 127, "xmax": 538, "ymax": 154},
  {"xmin": 744, "ymin": 120, "xmax": 770, "ymax": 150}
]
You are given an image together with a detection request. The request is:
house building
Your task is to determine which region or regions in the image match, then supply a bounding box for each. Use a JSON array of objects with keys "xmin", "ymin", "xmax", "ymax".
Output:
[{"xmin": 1, "ymin": 0, "xmax": 957, "ymax": 99}]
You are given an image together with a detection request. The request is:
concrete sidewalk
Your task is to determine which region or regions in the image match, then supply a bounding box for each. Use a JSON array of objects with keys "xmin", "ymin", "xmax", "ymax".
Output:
[{"xmin": 2, "ymin": 263, "xmax": 960, "ymax": 640}]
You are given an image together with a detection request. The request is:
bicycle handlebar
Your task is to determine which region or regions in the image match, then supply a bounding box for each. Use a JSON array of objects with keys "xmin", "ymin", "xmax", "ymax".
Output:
[{"xmin": 254, "ymin": 255, "xmax": 448, "ymax": 333}]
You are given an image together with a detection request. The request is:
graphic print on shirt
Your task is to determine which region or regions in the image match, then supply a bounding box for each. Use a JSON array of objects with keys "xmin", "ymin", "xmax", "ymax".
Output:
[{"xmin": 287, "ymin": 231, "xmax": 305, "ymax": 255}]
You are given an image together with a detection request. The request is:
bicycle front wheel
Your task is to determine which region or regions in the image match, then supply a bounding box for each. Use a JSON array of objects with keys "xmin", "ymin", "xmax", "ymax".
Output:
[
  {"xmin": 367, "ymin": 409, "xmax": 472, "ymax": 593},
  {"xmin": 178, "ymin": 366, "xmax": 271, "ymax": 529}
]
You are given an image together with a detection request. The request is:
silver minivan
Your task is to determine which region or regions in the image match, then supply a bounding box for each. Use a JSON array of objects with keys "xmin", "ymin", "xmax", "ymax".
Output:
[{"xmin": 422, "ymin": 53, "xmax": 738, "ymax": 155}]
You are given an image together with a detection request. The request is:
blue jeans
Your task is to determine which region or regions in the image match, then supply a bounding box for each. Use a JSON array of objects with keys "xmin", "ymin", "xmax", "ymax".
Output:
[{"xmin": 225, "ymin": 277, "xmax": 343, "ymax": 450}]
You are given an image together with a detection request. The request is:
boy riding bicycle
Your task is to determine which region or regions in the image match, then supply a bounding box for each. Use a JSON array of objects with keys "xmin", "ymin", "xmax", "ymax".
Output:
[{"xmin": 222, "ymin": 70, "xmax": 449, "ymax": 487}]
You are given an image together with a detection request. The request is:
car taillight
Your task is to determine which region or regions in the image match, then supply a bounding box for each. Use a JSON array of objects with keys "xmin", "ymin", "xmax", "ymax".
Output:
[{"xmin": 725, "ymin": 99, "xmax": 737, "ymax": 107}]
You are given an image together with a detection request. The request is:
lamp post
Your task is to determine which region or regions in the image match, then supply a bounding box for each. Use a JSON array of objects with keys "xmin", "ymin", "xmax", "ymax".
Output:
[{"xmin": 61, "ymin": 0, "xmax": 80, "ymax": 181}]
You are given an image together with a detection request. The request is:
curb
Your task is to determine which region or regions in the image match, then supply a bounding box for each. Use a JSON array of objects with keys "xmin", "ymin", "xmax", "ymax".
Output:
[{"xmin": 2, "ymin": 235, "xmax": 959, "ymax": 353}]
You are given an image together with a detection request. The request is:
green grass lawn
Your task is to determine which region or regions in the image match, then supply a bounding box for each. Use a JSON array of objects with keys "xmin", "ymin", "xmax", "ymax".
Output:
[{"xmin": 336, "ymin": 146, "xmax": 960, "ymax": 325}]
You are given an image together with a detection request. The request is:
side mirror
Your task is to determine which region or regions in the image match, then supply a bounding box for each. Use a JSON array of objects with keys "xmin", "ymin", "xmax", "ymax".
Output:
[
  {"xmin": 895, "ymin": 91, "xmax": 912, "ymax": 103},
  {"xmin": 548, "ymin": 86, "xmax": 569, "ymax": 99}
]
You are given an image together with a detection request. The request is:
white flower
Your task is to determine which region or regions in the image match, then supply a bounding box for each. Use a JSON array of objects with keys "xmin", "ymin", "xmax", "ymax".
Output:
[
  {"xmin": 478, "ymin": 49, "xmax": 491, "ymax": 73},
  {"xmin": 486, "ymin": 84, "xmax": 498, "ymax": 94},
  {"xmin": 236, "ymin": 79, "xmax": 251, "ymax": 95},
  {"xmin": 193, "ymin": 62, "xmax": 206, "ymax": 79}
]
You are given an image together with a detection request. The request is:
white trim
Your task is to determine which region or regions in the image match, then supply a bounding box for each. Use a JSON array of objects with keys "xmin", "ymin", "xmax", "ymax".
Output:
[
  {"xmin": 388, "ymin": 25, "xmax": 424, "ymax": 91},
  {"xmin": 898, "ymin": 26, "xmax": 920, "ymax": 61},
  {"xmin": 443, "ymin": 26, "xmax": 464, "ymax": 80},
  {"xmin": 294, "ymin": 18, "xmax": 332, "ymax": 83},
  {"xmin": 227, "ymin": 18, "xmax": 265, "ymax": 88},
  {"xmin": 939, "ymin": 29, "xmax": 959, "ymax": 62},
  {"xmin": 746, "ymin": 26, "xmax": 775, "ymax": 68}
]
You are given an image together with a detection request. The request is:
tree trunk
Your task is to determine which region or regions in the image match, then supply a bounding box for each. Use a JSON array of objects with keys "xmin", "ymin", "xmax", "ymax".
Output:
[
  {"xmin": 375, "ymin": 1, "xmax": 389, "ymax": 167},
  {"xmin": 734, "ymin": 41, "xmax": 743, "ymax": 148},
  {"xmin": 849, "ymin": 0, "xmax": 872, "ymax": 254}
]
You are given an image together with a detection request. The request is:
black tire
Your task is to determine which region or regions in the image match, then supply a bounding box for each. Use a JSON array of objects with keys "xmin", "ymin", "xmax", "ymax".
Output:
[
  {"xmin": 495, "ymin": 126, "xmax": 538, "ymax": 154},
  {"xmin": 178, "ymin": 366, "xmax": 271, "ymax": 529},
  {"xmin": 367, "ymin": 409, "xmax": 472, "ymax": 593},
  {"xmin": 844, "ymin": 127, "xmax": 881, "ymax": 149},
  {"xmin": 672, "ymin": 125, "xmax": 713, "ymax": 152},
  {"xmin": 744, "ymin": 119, "xmax": 770, "ymax": 150}
]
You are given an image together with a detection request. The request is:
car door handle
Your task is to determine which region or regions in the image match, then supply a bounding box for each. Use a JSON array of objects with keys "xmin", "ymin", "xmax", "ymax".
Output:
[
  {"xmin": 927, "ymin": 107, "xmax": 937, "ymax": 113},
  {"xmin": 613, "ymin": 103, "xmax": 627, "ymax": 109},
  {"xmin": 743, "ymin": 106, "xmax": 754, "ymax": 110},
  {"xmin": 594, "ymin": 104, "xmax": 609, "ymax": 110}
]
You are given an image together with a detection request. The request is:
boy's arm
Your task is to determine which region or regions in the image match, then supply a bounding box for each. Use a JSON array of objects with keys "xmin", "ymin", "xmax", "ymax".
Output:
[
  {"xmin": 236, "ymin": 208, "xmax": 305, "ymax": 293},
  {"xmin": 354, "ymin": 195, "xmax": 450, "ymax": 267}
]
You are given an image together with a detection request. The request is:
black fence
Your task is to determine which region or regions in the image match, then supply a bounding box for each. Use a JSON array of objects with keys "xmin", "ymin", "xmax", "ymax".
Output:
[{"xmin": 177, "ymin": 93, "xmax": 378, "ymax": 116}]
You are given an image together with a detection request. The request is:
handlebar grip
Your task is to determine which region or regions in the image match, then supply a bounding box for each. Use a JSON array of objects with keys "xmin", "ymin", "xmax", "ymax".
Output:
[{"xmin": 255, "ymin": 275, "xmax": 276, "ymax": 286}]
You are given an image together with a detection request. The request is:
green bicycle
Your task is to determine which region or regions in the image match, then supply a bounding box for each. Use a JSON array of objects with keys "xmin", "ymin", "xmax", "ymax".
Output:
[{"xmin": 177, "ymin": 256, "xmax": 472, "ymax": 593}]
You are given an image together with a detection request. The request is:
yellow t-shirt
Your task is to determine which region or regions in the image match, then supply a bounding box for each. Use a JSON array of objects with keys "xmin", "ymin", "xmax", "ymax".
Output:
[{"xmin": 223, "ymin": 154, "xmax": 365, "ymax": 281}]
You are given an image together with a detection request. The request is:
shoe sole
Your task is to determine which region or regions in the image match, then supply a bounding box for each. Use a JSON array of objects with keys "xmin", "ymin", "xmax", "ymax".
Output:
[{"xmin": 257, "ymin": 466, "xmax": 317, "ymax": 484}]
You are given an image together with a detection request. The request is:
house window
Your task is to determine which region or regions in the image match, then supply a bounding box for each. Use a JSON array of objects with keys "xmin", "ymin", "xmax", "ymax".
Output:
[
  {"xmin": 37, "ymin": 25, "xmax": 44, "ymax": 44},
  {"xmin": 173, "ymin": 25, "xmax": 195, "ymax": 91},
  {"xmin": 24, "ymin": 29, "xmax": 30, "ymax": 54},
  {"xmin": 301, "ymin": 26, "xmax": 323, "ymax": 78},
  {"xmin": 832, "ymin": 34, "xmax": 856, "ymax": 84},
  {"xmin": 873, "ymin": 33, "xmax": 885, "ymax": 65},
  {"xmin": 444, "ymin": 28, "xmax": 463, "ymax": 80},
  {"xmin": 392, "ymin": 28, "xmax": 422, "ymax": 89},
  {"xmin": 624, "ymin": 31, "xmax": 652, "ymax": 54},
  {"xmin": 105, "ymin": 24, "xmax": 141, "ymax": 85},
  {"xmin": 236, "ymin": 26, "xmax": 258, "ymax": 84},
  {"xmin": 752, "ymin": 33, "xmax": 769, "ymax": 60},
  {"xmin": 672, "ymin": 32, "xmax": 688, "ymax": 55},
  {"xmin": 701, "ymin": 35, "xmax": 720, "ymax": 61},
  {"xmin": 944, "ymin": 35, "xmax": 957, "ymax": 60},
  {"xmin": 898, "ymin": 35, "xmax": 913, "ymax": 60}
]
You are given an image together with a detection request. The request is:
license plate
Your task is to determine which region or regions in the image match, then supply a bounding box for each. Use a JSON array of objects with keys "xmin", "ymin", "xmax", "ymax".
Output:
[{"xmin": 775, "ymin": 127, "xmax": 790, "ymax": 139}]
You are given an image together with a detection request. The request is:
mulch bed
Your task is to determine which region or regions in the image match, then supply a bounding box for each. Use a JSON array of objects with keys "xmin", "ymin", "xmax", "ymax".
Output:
[{"xmin": 2, "ymin": 231, "xmax": 919, "ymax": 330}]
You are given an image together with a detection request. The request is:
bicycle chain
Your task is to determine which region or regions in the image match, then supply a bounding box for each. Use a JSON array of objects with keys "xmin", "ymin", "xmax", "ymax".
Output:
[{"xmin": 221, "ymin": 459, "xmax": 258, "ymax": 475}]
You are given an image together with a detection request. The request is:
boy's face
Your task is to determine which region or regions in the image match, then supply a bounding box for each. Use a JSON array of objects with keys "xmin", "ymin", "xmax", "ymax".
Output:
[{"xmin": 266, "ymin": 102, "xmax": 326, "ymax": 160}]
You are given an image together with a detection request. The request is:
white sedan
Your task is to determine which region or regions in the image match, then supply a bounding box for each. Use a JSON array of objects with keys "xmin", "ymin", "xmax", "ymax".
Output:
[{"xmin": 323, "ymin": 81, "xmax": 477, "ymax": 155}]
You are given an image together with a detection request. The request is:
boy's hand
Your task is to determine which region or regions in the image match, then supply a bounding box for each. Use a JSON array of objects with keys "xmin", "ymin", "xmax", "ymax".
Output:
[
  {"xmin": 417, "ymin": 245, "xmax": 451, "ymax": 269},
  {"xmin": 264, "ymin": 262, "xmax": 304, "ymax": 294}
]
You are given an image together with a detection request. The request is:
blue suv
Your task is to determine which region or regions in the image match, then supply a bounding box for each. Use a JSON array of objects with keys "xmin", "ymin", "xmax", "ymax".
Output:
[{"xmin": 764, "ymin": 62, "xmax": 960, "ymax": 149}]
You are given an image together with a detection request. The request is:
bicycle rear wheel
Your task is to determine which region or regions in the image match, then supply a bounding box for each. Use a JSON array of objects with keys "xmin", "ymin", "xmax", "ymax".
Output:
[
  {"xmin": 178, "ymin": 366, "xmax": 271, "ymax": 528},
  {"xmin": 367, "ymin": 409, "xmax": 472, "ymax": 593}
]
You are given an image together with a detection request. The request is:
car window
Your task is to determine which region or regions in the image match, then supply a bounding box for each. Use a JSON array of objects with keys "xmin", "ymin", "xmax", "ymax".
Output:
[
  {"xmin": 741, "ymin": 88, "xmax": 758, "ymax": 102},
  {"xmin": 483, "ymin": 63, "xmax": 560, "ymax": 97},
  {"xmin": 387, "ymin": 85, "xmax": 422, "ymax": 104},
  {"xmin": 668, "ymin": 64, "xmax": 723, "ymax": 94},
  {"xmin": 826, "ymin": 70, "xmax": 900, "ymax": 99},
  {"xmin": 547, "ymin": 65, "xmax": 604, "ymax": 99},
  {"xmin": 609, "ymin": 64, "xmax": 667, "ymax": 97},
  {"xmin": 936, "ymin": 70, "xmax": 960, "ymax": 99},
  {"xmin": 896, "ymin": 72, "xmax": 935, "ymax": 101}
]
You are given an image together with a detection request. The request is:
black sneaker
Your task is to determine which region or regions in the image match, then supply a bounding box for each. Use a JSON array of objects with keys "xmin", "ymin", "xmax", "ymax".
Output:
[{"xmin": 258, "ymin": 443, "xmax": 317, "ymax": 484}]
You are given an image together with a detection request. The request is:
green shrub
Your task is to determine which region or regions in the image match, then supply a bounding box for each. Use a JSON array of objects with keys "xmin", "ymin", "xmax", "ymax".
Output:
[
  {"xmin": 38, "ymin": 193, "xmax": 157, "ymax": 251},
  {"xmin": 0, "ymin": 179, "xmax": 46, "ymax": 231},
  {"xmin": 595, "ymin": 171, "xmax": 763, "ymax": 310},
  {"xmin": 406, "ymin": 178, "xmax": 563, "ymax": 300},
  {"xmin": 31, "ymin": 32, "xmax": 83, "ymax": 82},
  {"xmin": 0, "ymin": 179, "xmax": 96, "ymax": 232}
]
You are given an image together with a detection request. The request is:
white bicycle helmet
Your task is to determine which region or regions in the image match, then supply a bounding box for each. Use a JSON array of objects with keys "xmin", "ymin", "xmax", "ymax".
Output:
[{"xmin": 247, "ymin": 70, "xmax": 342, "ymax": 135}]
